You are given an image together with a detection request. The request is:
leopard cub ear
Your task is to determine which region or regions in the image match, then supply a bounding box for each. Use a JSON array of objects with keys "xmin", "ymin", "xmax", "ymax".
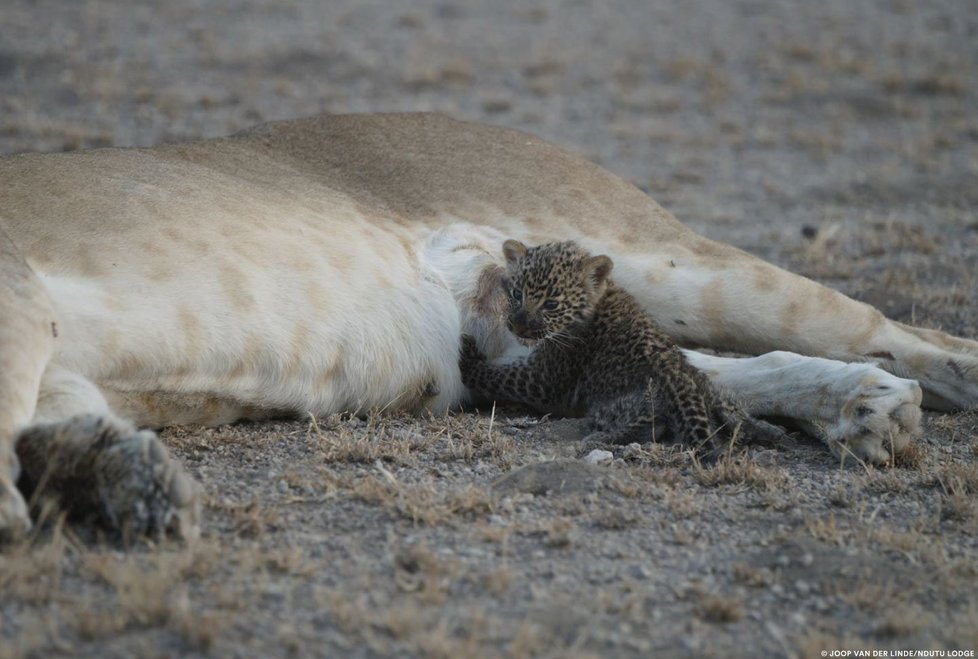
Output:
[
  {"xmin": 585, "ymin": 254, "xmax": 614, "ymax": 285},
  {"xmin": 502, "ymin": 239, "xmax": 528, "ymax": 266}
]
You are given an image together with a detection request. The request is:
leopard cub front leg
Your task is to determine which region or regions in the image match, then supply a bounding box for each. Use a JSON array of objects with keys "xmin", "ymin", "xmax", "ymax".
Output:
[
  {"xmin": 16, "ymin": 415, "xmax": 201, "ymax": 542},
  {"xmin": 459, "ymin": 334, "xmax": 565, "ymax": 411}
]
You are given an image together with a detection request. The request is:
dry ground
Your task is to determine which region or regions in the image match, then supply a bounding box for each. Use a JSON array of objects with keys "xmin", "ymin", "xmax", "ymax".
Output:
[{"xmin": 1, "ymin": 0, "xmax": 977, "ymax": 657}]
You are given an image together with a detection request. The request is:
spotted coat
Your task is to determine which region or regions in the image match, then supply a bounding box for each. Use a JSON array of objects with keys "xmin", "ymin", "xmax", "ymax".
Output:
[{"xmin": 459, "ymin": 240, "xmax": 760, "ymax": 455}]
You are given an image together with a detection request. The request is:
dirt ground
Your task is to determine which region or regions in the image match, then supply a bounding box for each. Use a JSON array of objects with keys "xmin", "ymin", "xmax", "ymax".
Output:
[{"xmin": 1, "ymin": 0, "xmax": 977, "ymax": 657}]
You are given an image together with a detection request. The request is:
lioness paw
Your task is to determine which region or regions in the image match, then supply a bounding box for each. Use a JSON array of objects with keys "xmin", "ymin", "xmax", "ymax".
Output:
[
  {"xmin": 17, "ymin": 415, "xmax": 201, "ymax": 542},
  {"xmin": 93, "ymin": 427, "xmax": 202, "ymax": 542},
  {"xmin": 818, "ymin": 374, "xmax": 922, "ymax": 466},
  {"xmin": 0, "ymin": 475, "xmax": 31, "ymax": 543}
]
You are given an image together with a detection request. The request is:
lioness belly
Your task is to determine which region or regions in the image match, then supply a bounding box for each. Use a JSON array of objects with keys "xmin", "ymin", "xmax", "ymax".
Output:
[{"xmin": 38, "ymin": 210, "xmax": 466, "ymax": 425}]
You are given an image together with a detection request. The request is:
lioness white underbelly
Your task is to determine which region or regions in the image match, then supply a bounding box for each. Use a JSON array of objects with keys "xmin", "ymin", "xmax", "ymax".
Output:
[{"xmin": 38, "ymin": 210, "xmax": 476, "ymax": 425}]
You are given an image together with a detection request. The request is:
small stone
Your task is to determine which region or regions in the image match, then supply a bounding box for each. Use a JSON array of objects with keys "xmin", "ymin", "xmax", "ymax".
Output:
[
  {"xmin": 626, "ymin": 564, "xmax": 651, "ymax": 580},
  {"xmin": 622, "ymin": 443, "xmax": 644, "ymax": 459},
  {"xmin": 584, "ymin": 449, "xmax": 613, "ymax": 465},
  {"xmin": 765, "ymin": 620, "xmax": 786, "ymax": 643},
  {"xmin": 276, "ymin": 479, "xmax": 289, "ymax": 493}
]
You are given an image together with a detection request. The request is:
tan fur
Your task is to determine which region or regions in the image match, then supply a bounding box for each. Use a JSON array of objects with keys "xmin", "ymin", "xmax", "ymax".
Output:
[{"xmin": 0, "ymin": 112, "xmax": 976, "ymax": 539}]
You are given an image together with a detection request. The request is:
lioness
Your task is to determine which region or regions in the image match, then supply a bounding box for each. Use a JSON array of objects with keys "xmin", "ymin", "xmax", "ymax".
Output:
[{"xmin": 2, "ymin": 113, "xmax": 974, "ymax": 540}]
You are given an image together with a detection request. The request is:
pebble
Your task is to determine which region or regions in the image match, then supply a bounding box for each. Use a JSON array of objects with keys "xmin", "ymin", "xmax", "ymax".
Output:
[
  {"xmin": 276, "ymin": 479, "xmax": 289, "ymax": 493},
  {"xmin": 622, "ymin": 443, "xmax": 644, "ymax": 459},
  {"xmin": 584, "ymin": 449, "xmax": 613, "ymax": 465},
  {"xmin": 625, "ymin": 563, "xmax": 651, "ymax": 580},
  {"xmin": 765, "ymin": 620, "xmax": 787, "ymax": 644}
]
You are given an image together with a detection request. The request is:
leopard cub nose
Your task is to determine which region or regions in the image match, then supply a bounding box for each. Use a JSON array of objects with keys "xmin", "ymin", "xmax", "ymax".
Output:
[{"xmin": 511, "ymin": 310, "xmax": 531, "ymax": 330}]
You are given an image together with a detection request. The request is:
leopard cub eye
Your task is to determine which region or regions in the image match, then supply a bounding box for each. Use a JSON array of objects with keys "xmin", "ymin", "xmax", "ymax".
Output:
[
  {"xmin": 542, "ymin": 299, "xmax": 559, "ymax": 311},
  {"xmin": 511, "ymin": 287, "xmax": 523, "ymax": 302}
]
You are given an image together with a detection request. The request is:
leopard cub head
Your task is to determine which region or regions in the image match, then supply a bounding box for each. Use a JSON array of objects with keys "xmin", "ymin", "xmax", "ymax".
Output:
[{"xmin": 501, "ymin": 239, "xmax": 613, "ymax": 343}]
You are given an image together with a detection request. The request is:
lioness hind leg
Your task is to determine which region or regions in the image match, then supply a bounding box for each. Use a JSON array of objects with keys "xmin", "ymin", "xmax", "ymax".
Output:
[
  {"xmin": 16, "ymin": 367, "xmax": 201, "ymax": 541},
  {"xmin": 614, "ymin": 245, "xmax": 978, "ymax": 411},
  {"xmin": 0, "ymin": 224, "xmax": 57, "ymax": 541}
]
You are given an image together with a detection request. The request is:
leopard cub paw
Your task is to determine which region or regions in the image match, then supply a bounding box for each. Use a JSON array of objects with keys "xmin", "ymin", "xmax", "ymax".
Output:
[{"xmin": 459, "ymin": 334, "xmax": 487, "ymax": 364}]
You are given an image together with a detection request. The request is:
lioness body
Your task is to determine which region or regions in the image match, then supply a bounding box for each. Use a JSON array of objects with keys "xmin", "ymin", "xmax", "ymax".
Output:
[{"xmin": 1, "ymin": 113, "xmax": 975, "ymax": 538}]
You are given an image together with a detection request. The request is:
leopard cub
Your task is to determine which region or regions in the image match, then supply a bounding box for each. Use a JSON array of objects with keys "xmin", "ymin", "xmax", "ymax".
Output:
[{"xmin": 459, "ymin": 239, "xmax": 777, "ymax": 457}]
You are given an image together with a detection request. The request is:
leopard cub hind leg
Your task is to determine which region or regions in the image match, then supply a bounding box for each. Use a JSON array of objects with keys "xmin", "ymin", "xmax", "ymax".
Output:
[{"xmin": 584, "ymin": 390, "xmax": 657, "ymax": 446}]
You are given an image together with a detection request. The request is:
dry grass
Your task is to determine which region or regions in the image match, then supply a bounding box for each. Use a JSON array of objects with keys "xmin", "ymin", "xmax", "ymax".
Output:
[
  {"xmin": 937, "ymin": 463, "xmax": 978, "ymax": 524},
  {"xmin": 591, "ymin": 508, "xmax": 640, "ymax": 530},
  {"xmin": 827, "ymin": 482, "xmax": 860, "ymax": 508},
  {"xmin": 879, "ymin": 72, "xmax": 966, "ymax": 96},
  {"xmin": 69, "ymin": 544, "xmax": 231, "ymax": 650},
  {"xmin": 483, "ymin": 564, "xmax": 514, "ymax": 595},
  {"xmin": 221, "ymin": 499, "xmax": 284, "ymax": 538},
  {"xmin": 803, "ymin": 513, "xmax": 950, "ymax": 567},
  {"xmin": 392, "ymin": 542, "xmax": 454, "ymax": 603},
  {"xmin": 662, "ymin": 490, "xmax": 700, "ymax": 519},
  {"xmin": 5, "ymin": 401, "xmax": 975, "ymax": 656},
  {"xmin": 308, "ymin": 413, "xmax": 434, "ymax": 466},
  {"xmin": 346, "ymin": 464, "xmax": 494, "ymax": 526},
  {"xmin": 694, "ymin": 592, "xmax": 745, "ymax": 624},
  {"xmin": 732, "ymin": 562, "xmax": 772, "ymax": 588},
  {"xmin": 831, "ymin": 577, "xmax": 902, "ymax": 613},
  {"xmin": 795, "ymin": 631, "xmax": 873, "ymax": 658},
  {"xmin": 874, "ymin": 603, "xmax": 933, "ymax": 638},
  {"xmin": 693, "ymin": 454, "xmax": 791, "ymax": 492},
  {"xmin": 544, "ymin": 517, "xmax": 578, "ymax": 548}
]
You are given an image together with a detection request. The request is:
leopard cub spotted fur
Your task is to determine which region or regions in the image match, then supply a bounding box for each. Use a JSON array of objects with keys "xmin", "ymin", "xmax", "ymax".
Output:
[{"xmin": 459, "ymin": 239, "xmax": 777, "ymax": 457}]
